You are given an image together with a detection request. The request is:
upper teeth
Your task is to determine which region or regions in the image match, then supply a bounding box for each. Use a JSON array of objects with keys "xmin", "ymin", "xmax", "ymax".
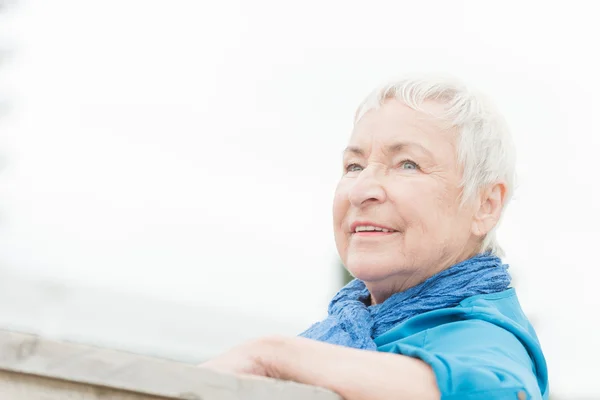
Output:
[{"xmin": 355, "ymin": 225, "xmax": 392, "ymax": 232}]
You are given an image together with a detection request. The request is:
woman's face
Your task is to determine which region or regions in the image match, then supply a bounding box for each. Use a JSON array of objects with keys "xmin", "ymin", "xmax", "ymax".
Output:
[{"xmin": 333, "ymin": 99, "xmax": 480, "ymax": 299}]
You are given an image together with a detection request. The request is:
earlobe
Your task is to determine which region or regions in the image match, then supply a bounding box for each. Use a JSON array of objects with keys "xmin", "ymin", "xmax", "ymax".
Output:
[
  {"xmin": 471, "ymin": 219, "xmax": 485, "ymax": 237},
  {"xmin": 471, "ymin": 182, "xmax": 507, "ymax": 237}
]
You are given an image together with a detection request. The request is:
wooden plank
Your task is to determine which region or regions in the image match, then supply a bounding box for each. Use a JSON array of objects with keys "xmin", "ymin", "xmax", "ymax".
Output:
[
  {"xmin": 0, "ymin": 330, "xmax": 341, "ymax": 400},
  {"xmin": 0, "ymin": 369, "xmax": 170, "ymax": 400}
]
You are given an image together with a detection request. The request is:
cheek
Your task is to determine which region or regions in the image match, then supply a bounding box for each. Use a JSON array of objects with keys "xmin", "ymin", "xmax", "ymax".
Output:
[
  {"xmin": 332, "ymin": 181, "xmax": 349, "ymax": 226},
  {"xmin": 404, "ymin": 183, "xmax": 464, "ymax": 240},
  {"xmin": 390, "ymin": 181, "xmax": 438, "ymax": 223},
  {"xmin": 389, "ymin": 181, "xmax": 453, "ymax": 240},
  {"xmin": 332, "ymin": 182, "xmax": 350, "ymax": 255}
]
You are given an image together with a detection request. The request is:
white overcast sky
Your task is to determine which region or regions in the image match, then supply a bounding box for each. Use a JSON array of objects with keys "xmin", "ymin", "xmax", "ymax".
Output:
[{"xmin": 0, "ymin": 1, "xmax": 599, "ymax": 397}]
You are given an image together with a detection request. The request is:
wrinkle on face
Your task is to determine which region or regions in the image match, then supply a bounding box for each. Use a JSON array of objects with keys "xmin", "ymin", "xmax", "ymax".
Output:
[{"xmin": 333, "ymin": 99, "xmax": 480, "ymax": 303}]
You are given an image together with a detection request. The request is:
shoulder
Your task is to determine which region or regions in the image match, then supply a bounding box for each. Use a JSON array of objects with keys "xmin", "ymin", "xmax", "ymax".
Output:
[
  {"xmin": 376, "ymin": 288, "xmax": 537, "ymax": 345},
  {"xmin": 375, "ymin": 289, "xmax": 549, "ymax": 399}
]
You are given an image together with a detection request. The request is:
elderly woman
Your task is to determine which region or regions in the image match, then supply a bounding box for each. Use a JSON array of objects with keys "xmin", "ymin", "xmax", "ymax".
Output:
[{"xmin": 202, "ymin": 76, "xmax": 549, "ymax": 400}]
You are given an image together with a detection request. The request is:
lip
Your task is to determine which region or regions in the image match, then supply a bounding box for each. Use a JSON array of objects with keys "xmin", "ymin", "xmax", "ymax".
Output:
[{"xmin": 350, "ymin": 221, "xmax": 398, "ymax": 234}]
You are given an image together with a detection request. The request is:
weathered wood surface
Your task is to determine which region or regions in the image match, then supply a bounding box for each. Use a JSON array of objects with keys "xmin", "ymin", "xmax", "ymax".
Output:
[{"xmin": 0, "ymin": 330, "xmax": 341, "ymax": 400}]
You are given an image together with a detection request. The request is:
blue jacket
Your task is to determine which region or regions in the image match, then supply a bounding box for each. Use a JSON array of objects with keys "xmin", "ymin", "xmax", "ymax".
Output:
[{"xmin": 374, "ymin": 288, "xmax": 548, "ymax": 399}]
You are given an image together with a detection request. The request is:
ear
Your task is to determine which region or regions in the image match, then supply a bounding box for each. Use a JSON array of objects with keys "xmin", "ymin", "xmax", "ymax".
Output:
[{"xmin": 471, "ymin": 182, "xmax": 507, "ymax": 238}]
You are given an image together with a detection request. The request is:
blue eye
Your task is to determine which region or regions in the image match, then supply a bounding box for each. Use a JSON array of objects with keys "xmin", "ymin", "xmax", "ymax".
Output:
[
  {"xmin": 346, "ymin": 163, "xmax": 363, "ymax": 173},
  {"xmin": 400, "ymin": 160, "xmax": 419, "ymax": 170}
]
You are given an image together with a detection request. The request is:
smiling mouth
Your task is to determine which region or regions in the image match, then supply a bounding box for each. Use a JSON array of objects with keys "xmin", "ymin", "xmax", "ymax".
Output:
[
  {"xmin": 351, "ymin": 224, "xmax": 399, "ymax": 236},
  {"xmin": 352, "ymin": 230, "xmax": 398, "ymax": 237}
]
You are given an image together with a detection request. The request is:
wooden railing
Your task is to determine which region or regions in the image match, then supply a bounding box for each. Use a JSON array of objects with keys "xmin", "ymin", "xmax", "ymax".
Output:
[{"xmin": 0, "ymin": 330, "xmax": 341, "ymax": 400}]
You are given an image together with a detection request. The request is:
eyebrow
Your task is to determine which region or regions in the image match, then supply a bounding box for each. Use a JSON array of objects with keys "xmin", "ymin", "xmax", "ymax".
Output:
[{"xmin": 343, "ymin": 142, "xmax": 434, "ymax": 158}]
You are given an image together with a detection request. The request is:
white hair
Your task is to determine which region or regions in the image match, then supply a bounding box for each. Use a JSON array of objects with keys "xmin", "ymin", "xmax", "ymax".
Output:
[{"xmin": 354, "ymin": 75, "xmax": 516, "ymax": 257}]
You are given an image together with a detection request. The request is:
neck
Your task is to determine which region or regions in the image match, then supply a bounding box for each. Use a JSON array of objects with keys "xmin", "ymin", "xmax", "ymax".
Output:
[{"xmin": 367, "ymin": 247, "xmax": 480, "ymax": 305}]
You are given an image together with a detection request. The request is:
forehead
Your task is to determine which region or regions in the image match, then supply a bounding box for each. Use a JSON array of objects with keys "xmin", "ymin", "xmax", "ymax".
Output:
[{"xmin": 348, "ymin": 99, "xmax": 457, "ymax": 155}]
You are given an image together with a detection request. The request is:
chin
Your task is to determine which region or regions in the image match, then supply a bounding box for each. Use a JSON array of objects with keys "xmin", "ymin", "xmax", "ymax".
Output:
[{"xmin": 345, "ymin": 254, "xmax": 410, "ymax": 283}]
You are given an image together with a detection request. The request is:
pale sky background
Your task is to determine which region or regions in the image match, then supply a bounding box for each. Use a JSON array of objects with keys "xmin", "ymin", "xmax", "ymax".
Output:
[{"xmin": 0, "ymin": 1, "xmax": 599, "ymax": 398}]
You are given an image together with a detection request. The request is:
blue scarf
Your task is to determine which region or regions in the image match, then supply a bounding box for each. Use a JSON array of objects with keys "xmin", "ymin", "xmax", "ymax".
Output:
[{"xmin": 299, "ymin": 254, "xmax": 511, "ymax": 350}]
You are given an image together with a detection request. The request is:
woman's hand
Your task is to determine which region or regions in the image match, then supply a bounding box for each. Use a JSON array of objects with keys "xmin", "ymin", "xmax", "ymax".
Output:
[
  {"xmin": 201, "ymin": 335, "xmax": 440, "ymax": 400},
  {"xmin": 199, "ymin": 336, "xmax": 281, "ymax": 378}
]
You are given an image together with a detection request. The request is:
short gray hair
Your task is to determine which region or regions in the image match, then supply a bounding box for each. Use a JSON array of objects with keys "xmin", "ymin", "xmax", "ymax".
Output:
[{"xmin": 354, "ymin": 75, "xmax": 516, "ymax": 257}]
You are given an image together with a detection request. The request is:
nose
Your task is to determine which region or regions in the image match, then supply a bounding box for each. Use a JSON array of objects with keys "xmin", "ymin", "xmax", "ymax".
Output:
[{"xmin": 348, "ymin": 166, "xmax": 387, "ymax": 207}]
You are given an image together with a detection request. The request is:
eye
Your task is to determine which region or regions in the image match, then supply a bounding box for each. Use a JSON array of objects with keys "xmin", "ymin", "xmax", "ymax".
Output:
[
  {"xmin": 399, "ymin": 160, "xmax": 420, "ymax": 171},
  {"xmin": 345, "ymin": 163, "xmax": 364, "ymax": 173}
]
